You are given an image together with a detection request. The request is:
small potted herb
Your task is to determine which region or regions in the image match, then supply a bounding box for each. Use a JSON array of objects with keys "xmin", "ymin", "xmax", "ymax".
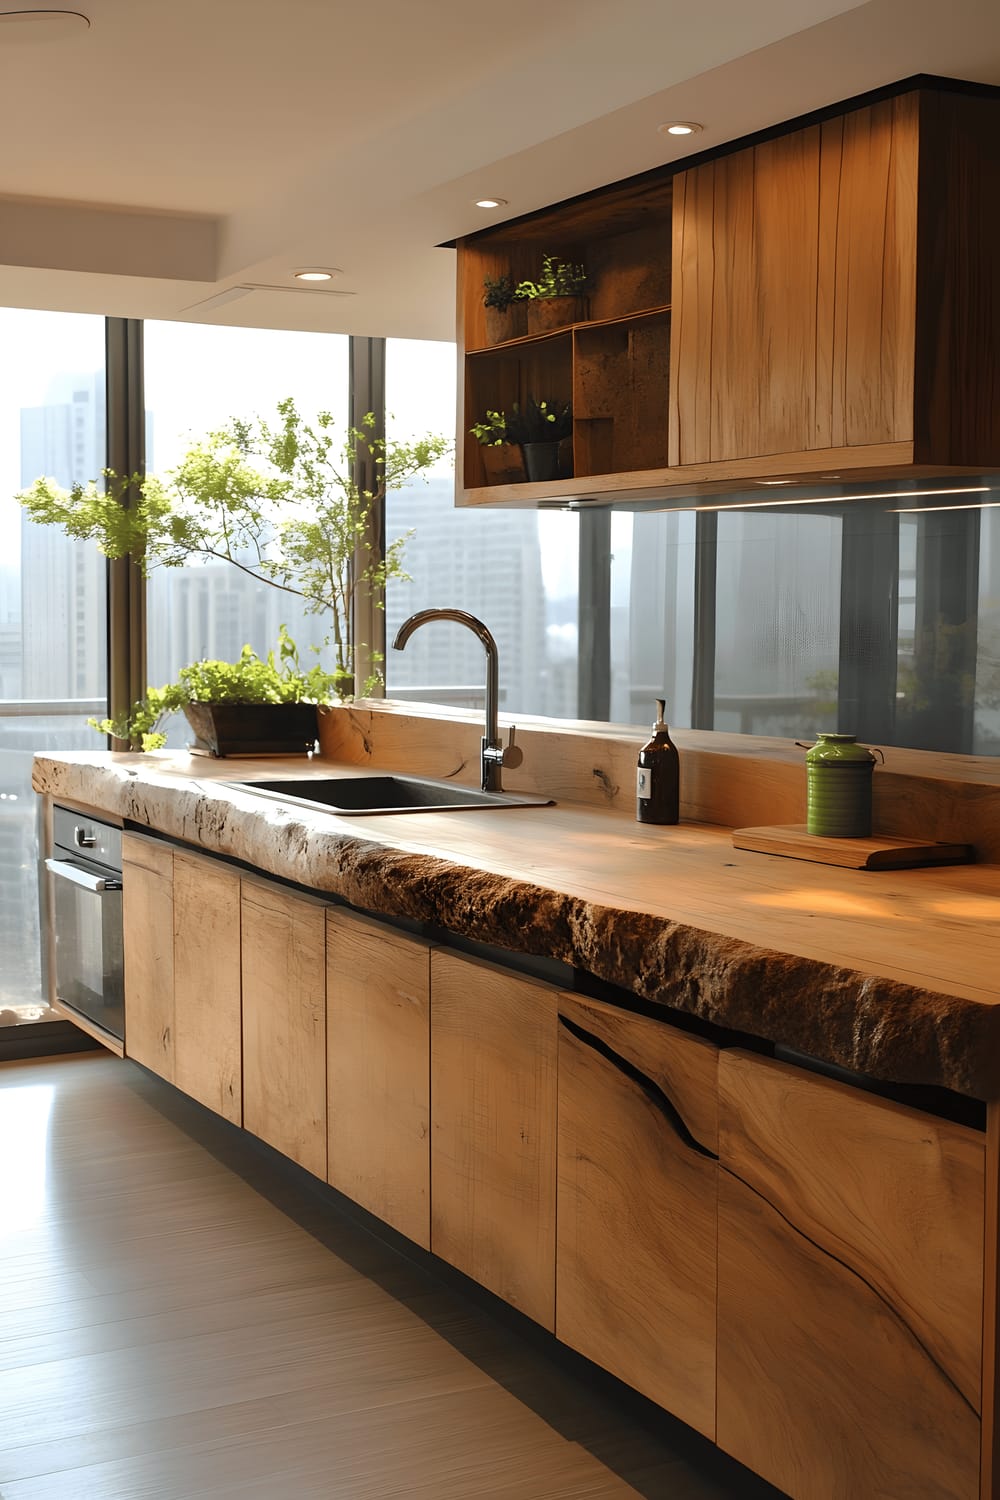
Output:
[
  {"xmin": 514, "ymin": 255, "xmax": 588, "ymax": 334},
  {"xmin": 482, "ymin": 275, "xmax": 526, "ymax": 345},
  {"xmin": 89, "ymin": 627, "xmax": 342, "ymax": 755},
  {"xmin": 469, "ymin": 409, "xmax": 527, "ymax": 486},
  {"xmin": 506, "ymin": 397, "xmax": 573, "ymax": 483}
]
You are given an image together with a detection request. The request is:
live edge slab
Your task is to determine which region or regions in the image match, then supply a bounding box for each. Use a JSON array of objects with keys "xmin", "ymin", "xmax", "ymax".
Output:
[{"xmin": 31, "ymin": 713, "xmax": 1000, "ymax": 1102}]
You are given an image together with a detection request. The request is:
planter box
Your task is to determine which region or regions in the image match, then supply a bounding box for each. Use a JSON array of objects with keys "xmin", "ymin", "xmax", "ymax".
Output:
[
  {"xmin": 484, "ymin": 304, "xmax": 528, "ymax": 346},
  {"xmin": 525, "ymin": 295, "xmax": 588, "ymax": 335},
  {"xmin": 481, "ymin": 443, "xmax": 527, "ymax": 486},
  {"xmin": 183, "ymin": 702, "xmax": 319, "ymax": 758}
]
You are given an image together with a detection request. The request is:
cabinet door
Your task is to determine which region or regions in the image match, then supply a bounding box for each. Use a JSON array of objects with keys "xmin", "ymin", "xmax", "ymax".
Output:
[
  {"xmin": 430, "ymin": 949, "xmax": 557, "ymax": 1328},
  {"xmin": 670, "ymin": 95, "xmax": 918, "ymax": 467},
  {"xmin": 241, "ymin": 878, "xmax": 327, "ymax": 1179},
  {"xmin": 326, "ymin": 909, "xmax": 431, "ymax": 1248},
  {"xmin": 556, "ymin": 994, "xmax": 718, "ymax": 1438},
  {"xmin": 172, "ymin": 850, "xmax": 242, "ymax": 1124},
  {"xmin": 122, "ymin": 832, "xmax": 174, "ymax": 1081},
  {"xmin": 717, "ymin": 1050, "xmax": 984, "ymax": 1500}
]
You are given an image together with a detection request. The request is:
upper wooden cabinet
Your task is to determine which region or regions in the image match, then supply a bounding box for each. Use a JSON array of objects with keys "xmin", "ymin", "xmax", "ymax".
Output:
[
  {"xmin": 455, "ymin": 80, "xmax": 1000, "ymax": 507},
  {"xmin": 671, "ymin": 88, "xmax": 1000, "ymax": 474}
]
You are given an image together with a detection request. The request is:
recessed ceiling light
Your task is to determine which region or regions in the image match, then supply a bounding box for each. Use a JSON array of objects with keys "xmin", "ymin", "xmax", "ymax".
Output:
[
  {"xmin": 475, "ymin": 197, "xmax": 508, "ymax": 209},
  {"xmin": 293, "ymin": 267, "xmax": 340, "ymax": 282},
  {"xmin": 658, "ymin": 121, "xmax": 703, "ymax": 137},
  {"xmin": 0, "ymin": 9, "xmax": 90, "ymax": 39}
]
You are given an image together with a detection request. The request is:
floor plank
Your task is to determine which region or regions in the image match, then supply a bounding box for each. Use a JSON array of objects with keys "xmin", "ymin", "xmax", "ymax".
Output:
[{"xmin": 0, "ymin": 1053, "xmax": 782, "ymax": 1498}]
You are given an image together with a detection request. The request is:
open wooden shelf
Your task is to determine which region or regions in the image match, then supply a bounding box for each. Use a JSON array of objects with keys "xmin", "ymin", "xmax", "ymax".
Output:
[{"xmin": 466, "ymin": 304, "xmax": 672, "ymax": 357}]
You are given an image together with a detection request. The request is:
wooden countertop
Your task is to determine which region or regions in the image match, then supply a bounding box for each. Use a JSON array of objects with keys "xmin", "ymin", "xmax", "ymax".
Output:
[{"xmin": 33, "ymin": 749, "xmax": 1000, "ymax": 1101}]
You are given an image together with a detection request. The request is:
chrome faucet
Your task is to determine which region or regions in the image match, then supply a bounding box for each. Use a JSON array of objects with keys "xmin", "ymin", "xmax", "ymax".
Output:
[{"xmin": 392, "ymin": 608, "xmax": 516, "ymax": 792}]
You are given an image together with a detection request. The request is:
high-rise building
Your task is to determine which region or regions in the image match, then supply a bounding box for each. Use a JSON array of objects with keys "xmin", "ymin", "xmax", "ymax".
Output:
[
  {"xmin": 385, "ymin": 475, "xmax": 571, "ymax": 718},
  {"xmin": 19, "ymin": 372, "xmax": 107, "ymax": 701}
]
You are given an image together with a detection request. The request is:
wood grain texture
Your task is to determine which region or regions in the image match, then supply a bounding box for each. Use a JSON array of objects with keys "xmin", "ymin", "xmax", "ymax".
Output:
[
  {"xmin": 573, "ymin": 313, "xmax": 670, "ymax": 475},
  {"xmin": 982, "ymin": 1101, "xmax": 1000, "ymax": 1500},
  {"xmin": 983, "ymin": 1098, "xmax": 1000, "ymax": 1494},
  {"xmin": 914, "ymin": 89, "xmax": 1000, "ymax": 468},
  {"xmin": 718, "ymin": 1050, "xmax": 984, "ymax": 1500},
  {"xmin": 241, "ymin": 877, "xmax": 328, "ymax": 1179},
  {"xmin": 172, "ymin": 849, "xmax": 242, "ymax": 1123},
  {"xmin": 732, "ymin": 823, "xmax": 974, "ymax": 869},
  {"xmin": 430, "ymin": 948, "xmax": 557, "ymax": 1328},
  {"xmin": 671, "ymin": 97, "xmax": 918, "ymax": 467},
  {"xmin": 556, "ymin": 993, "xmax": 718, "ymax": 1437},
  {"xmin": 326, "ymin": 907, "xmax": 431, "ymax": 1248},
  {"xmin": 122, "ymin": 831, "xmax": 174, "ymax": 1081}
]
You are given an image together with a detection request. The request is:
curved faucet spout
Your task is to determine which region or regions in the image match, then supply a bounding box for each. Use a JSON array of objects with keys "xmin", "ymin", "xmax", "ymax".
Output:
[{"xmin": 392, "ymin": 608, "xmax": 504, "ymax": 791}]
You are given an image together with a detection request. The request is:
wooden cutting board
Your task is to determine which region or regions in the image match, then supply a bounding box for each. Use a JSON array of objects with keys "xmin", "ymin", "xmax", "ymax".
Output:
[{"xmin": 731, "ymin": 824, "xmax": 975, "ymax": 870}]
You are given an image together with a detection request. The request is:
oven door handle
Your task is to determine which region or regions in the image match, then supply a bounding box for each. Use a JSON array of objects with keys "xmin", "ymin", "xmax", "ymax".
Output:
[{"xmin": 45, "ymin": 858, "xmax": 122, "ymax": 894}]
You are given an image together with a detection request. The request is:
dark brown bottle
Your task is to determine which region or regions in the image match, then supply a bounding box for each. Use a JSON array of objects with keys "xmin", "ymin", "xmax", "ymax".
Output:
[{"xmin": 636, "ymin": 698, "xmax": 680, "ymax": 825}]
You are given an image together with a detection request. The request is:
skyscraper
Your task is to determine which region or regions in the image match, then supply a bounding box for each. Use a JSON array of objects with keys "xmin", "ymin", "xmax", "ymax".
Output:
[
  {"xmin": 385, "ymin": 475, "xmax": 573, "ymax": 718},
  {"xmin": 19, "ymin": 372, "xmax": 106, "ymax": 701}
]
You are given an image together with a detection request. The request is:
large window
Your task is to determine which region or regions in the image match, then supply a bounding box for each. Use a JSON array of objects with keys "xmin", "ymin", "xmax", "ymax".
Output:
[
  {"xmin": 384, "ymin": 339, "xmax": 580, "ymax": 719},
  {"xmin": 0, "ymin": 310, "xmax": 107, "ymax": 1023},
  {"xmin": 143, "ymin": 322, "xmax": 349, "ymax": 743}
]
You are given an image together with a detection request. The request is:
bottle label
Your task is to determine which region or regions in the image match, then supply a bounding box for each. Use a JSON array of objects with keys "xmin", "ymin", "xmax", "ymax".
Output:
[{"xmin": 637, "ymin": 767, "xmax": 651, "ymax": 800}]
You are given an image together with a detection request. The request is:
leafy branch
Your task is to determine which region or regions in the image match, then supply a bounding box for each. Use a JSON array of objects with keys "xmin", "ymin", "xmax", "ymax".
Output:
[{"xmin": 18, "ymin": 398, "xmax": 452, "ymax": 685}]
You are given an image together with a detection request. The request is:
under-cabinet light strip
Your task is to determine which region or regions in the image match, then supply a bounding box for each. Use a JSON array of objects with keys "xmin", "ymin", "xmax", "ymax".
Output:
[
  {"xmin": 891, "ymin": 500, "xmax": 1000, "ymax": 512},
  {"xmin": 689, "ymin": 485, "xmax": 994, "ymax": 511}
]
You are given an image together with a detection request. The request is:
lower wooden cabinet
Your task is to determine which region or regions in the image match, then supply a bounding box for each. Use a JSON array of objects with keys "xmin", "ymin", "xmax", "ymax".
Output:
[
  {"xmin": 123, "ymin": 836, "xmax": 242, "ymax": 1122},
  {"xmin": 172, "ymin": 850, "xmax": 241, "ymax": 1123},
  {"xmin": 430, "ymin": 948, "xmax": 557, "ymax": 1328},
  {"xmin": 122, "ymin": 832, "xmax": 175, "ymax": 1080},
  {"xmin": 556, "ymin": 994, "xmax": 718, "ymax": 1439},
  {"xmin": 326, "ymin": 909, "xmax": 431, "ymax": 1248},
  {"xmin": 717, "ymin": 1050, "xmax": 985, "ymax": 1500},
  {"xmin": 241, "ymin": 877, "xmax": 328, "ymax": 1179}
]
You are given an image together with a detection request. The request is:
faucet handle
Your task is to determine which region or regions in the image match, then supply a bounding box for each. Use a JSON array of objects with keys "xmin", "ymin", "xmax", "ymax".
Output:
[{"xmin": 501, "ymin": 725, "xmax": 523, "ymax": 770}]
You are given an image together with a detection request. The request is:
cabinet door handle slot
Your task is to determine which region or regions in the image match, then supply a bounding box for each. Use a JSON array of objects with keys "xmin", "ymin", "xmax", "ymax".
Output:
[{"xmin": 558, "ymin": 1013, "xmax": 717, "ymax": 1160}]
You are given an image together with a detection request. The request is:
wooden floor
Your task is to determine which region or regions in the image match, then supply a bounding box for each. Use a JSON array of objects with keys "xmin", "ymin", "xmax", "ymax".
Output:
[{"xmin": 0, "ymin": 1052, "xmax": 783, "ymax": 1499}]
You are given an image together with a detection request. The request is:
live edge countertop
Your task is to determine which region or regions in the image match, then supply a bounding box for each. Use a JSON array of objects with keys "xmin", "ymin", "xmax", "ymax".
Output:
[{"xmin": 33, "ymin": 749, "xmax": 1000, "ymax": 1102}]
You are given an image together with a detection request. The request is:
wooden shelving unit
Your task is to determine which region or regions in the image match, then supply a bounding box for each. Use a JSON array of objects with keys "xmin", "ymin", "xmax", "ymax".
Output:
[
  {"xmin": 457, "ymin": 172, "xmax": 672, "ymax": 497},
  {"xmin": 455, "ymin": 78, "xmax": 1000, "ymax": 510}
]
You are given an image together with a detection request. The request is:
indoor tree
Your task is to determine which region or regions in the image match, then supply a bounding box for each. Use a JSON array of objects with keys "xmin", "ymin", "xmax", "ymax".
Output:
[{"xmin": 18, "ymin": 396, "xmax": 452, "ymax": 702}]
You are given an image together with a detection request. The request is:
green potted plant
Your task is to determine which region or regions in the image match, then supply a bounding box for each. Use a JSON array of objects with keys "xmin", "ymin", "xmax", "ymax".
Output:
[
  {"xmin": 18, "ymin": 398, "xmax": 451, "ymax": 751},
  {"xmin": 514, "ymin": 254, "xmax": 588, "ymax": 334},
  {"xmin": 482, "ymin": 274, "xmax": 526, "ymax": 345},
  {"xmin": 90, "ymin": 627, "xmax": 341, "ymax": 754},
  {"xmin": 507, "ymin": 397, "xmax": 573, "ymax": 482},
  {"xmin": 469, "ymin": 409, "xmax": 527, "ymax": 486}
]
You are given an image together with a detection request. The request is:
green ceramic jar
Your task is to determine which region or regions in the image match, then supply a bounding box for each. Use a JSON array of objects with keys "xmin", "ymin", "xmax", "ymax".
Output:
[{"xmin": 804, "ymin": 733, "xmax": 878, "ymax": 838}]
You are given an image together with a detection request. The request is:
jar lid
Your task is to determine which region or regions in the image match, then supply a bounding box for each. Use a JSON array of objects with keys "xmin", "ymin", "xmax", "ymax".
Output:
[{"xmin": 805, "ymin": 733, "xmax": 877, "ymax": 765}]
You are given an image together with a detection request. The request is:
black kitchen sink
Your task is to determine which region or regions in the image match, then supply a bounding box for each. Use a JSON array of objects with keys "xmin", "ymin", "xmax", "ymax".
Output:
[{"xmin": 223, "ymin": 774, "xmax": 553, "ymax": 816}]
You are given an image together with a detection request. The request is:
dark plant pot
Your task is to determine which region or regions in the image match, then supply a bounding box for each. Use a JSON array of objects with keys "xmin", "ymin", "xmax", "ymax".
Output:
[
  {"xmin": 481, "ymin": 442, "xmax": 527, "ymax": 486},
  {"xmin": 521, "ymin": 441, "xmax": 562, "ymax": 483},
  {"xmin": 183, "ymin": 701, "xmax": 319, "ymax": 758},
  {"xmin": 525, "ymin": 295, "xmax": 588, "ymax": 335}
]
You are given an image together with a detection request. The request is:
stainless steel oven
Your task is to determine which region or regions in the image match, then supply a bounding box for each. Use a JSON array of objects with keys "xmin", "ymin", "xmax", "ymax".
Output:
[{"xmin": 45, "ymin": 806, "xmax": 124, "ymax": 1043}]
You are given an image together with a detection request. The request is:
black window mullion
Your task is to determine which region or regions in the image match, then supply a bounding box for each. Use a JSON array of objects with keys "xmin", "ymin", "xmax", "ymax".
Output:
[
  {"xmin": 104, "ymin": 317, "xmax": 146, "ymax": 741},
  {"xmin": 348, "ymin": 336, "xmax": 386, "ymax": 696}
]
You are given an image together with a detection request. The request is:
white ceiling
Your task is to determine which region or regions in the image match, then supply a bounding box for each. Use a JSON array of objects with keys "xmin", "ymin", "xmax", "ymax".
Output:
[{"xmin": 1, "ymin": 0, "xmax": 999, "ymax": 341}]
